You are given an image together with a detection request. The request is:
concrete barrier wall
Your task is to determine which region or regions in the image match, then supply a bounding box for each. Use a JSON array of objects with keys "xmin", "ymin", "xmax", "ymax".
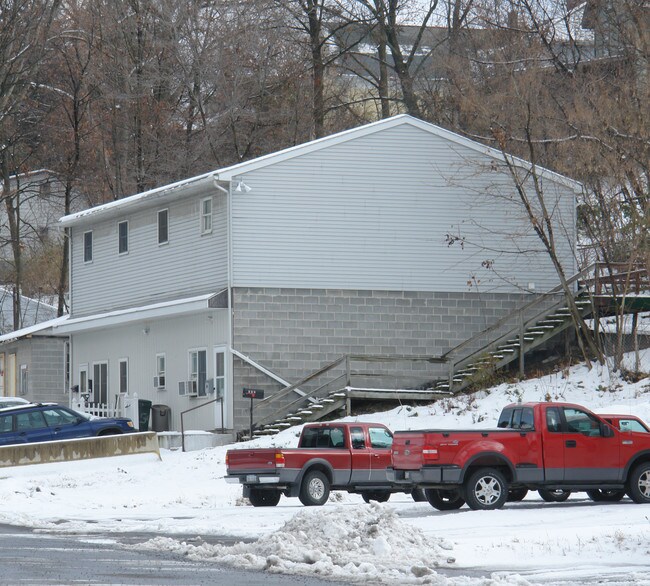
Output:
[{"xmin": 0, "ymin": 432, "xmax": 160, "ymax": 468}]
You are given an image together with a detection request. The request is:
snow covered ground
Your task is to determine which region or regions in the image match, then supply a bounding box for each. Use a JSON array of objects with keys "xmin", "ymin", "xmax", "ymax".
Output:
[{"xmin": 1, "ymin": 353, "xmax": 650, "ymax": 585}]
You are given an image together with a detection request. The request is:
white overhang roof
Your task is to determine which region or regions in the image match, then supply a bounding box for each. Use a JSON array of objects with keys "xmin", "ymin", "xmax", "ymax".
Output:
[
  {"xmin": 0, "ymin": 315, "xmax": 70, "ymax": 344},
  {"xmin": 54, "ymin": 293, "xmax": 222, "ymax": 334}
]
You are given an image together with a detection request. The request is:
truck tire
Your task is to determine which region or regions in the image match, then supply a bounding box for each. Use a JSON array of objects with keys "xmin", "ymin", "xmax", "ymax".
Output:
[
  {"xmin": 248, "ymin": 488, "xmax": 281, "ymax": 507},
  {"xmin": 299, "ymin": 470, "xmax": 330, "ymax": 506},
  {"xmin": 586, "ymin": 489, "xmax": 625, "ymax": 502},
  {"xmin": 411, "ymin": 488, "xmax": 427, "ymax": 502},
  {"xmin": 538, "ymin": 489, "xmax": 571, "ymax": 502},
  {"xmin": 424, "ymin": 488, "xmax": 465, "ymax": 511},
  {"xmin": 464, "ymin": 468, "xmax": 508, "ymax": 510},
  {"xmin": 627, "ymin": 463, "xmax": 650, "ymax": 504},
  {"xmin": 361, "ymin": 490, "xmax": 391, "ymax": 503},
  {"xmin": 507, "ymin": 487, "xmax": 529, "ymax": 502}
]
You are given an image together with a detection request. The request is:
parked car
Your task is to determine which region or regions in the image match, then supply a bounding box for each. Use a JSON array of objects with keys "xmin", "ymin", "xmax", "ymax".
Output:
[
  {"xmin": 0, "ymin": 397, "xmax": 30, "ymax": 409},
  {"xmin": 0, "ymin": 403, "xmax": 135, "ymax": 446}
]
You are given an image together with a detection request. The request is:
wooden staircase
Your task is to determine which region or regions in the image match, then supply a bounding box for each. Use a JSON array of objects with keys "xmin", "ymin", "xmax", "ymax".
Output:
[{"xmin": 241, "ymin": 263, "xmax": 648, "ymax": 439}]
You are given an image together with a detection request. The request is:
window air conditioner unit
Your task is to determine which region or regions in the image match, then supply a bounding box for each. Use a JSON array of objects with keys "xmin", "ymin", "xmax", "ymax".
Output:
[
  {"xmin": 154, "ymin": 376, "xmax": 166, "ymax": 390},
  {"xmin": 186, "ymin": 380, "xmax": 198, "ymax": 397}
]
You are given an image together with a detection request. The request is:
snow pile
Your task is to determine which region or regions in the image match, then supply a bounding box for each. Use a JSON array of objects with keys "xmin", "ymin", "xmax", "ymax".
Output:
[
  {"xmin": 137, "ymin": 503, "xmax": 471, "ymax": 584},
  {"xmin": 1, "ymin": 355, "xmax": 650, "ymax": 584}
]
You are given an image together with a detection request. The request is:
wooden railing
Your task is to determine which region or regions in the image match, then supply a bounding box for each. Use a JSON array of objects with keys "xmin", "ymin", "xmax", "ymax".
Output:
[{"xmin": 241, "ymin": 261, "xmax": 648, "ymax": 433}]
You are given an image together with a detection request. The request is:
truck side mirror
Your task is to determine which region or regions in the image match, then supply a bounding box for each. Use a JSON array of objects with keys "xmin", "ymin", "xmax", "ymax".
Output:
[{"xmin": 600, "ymin": 423, "xmax": 614, "ymax": 438}]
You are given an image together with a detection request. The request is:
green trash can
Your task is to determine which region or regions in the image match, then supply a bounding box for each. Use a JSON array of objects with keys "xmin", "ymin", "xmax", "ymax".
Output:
[{"xmin": 138, "ymin": 399, "xmax": 153, "ymax": 431}]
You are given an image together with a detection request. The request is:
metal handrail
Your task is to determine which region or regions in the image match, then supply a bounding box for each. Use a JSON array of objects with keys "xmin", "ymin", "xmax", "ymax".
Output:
[{"xmin": 180, "ymin": 398, "xmax": 222, "ymax": 452}]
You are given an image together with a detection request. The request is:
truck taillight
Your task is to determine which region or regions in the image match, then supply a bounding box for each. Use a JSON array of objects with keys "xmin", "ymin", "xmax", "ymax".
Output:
[
  {"xmin": 225, "ymin": 452, "xmax": 229, "ymax": 467},
  {"xmin": 422, "ymin": 446, "xmax": 439, "ymax": 462},
  {"xmin": 275, "ymin": 451, "xmax": 285, "ymax": 468}
]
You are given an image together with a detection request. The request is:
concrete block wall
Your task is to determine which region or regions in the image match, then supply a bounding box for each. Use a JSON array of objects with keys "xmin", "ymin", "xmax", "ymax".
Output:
[
  {"xmin": 231, "ymin": 287, "xmax": 530, "ymax": 430},
  {"xmin": 30, "ymin": 338, "xmax": 67, "ymax": 404}
]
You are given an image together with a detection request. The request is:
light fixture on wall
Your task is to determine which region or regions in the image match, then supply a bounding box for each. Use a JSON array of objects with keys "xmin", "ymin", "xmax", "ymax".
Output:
[
  {"xmin": 142, "ymin": 326, "xmax": 150, "ymax": 335},
  {"xmin": 234, "ymin": 178, "xmax": 252, "ymax": 193}
]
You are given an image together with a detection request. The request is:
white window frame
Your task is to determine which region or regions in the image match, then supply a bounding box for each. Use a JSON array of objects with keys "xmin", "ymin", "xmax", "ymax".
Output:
[
  {"xmin": 158, "ymin": 209, "xmax": 169, "ymax": 245},
  {"xmin": 188, "ymin": 348, "xmax": 207, "ymax": 397},
  {"xmin": 19, "ymin": 364, "xmax": 28, "ymax": 396},
  {"xmin": 118, "ymin": 221, "xmax": 129, "ymax": 255},
  {"xmin": 79, "ymin": 364, "xmax": 88, "ymax": 396},
  {"xmin": 200, "ymin": 197, "xmax": 213, "ymax": 235},
  {"xmin": 214, "ymin": 347, "xmax": 226, "ymax": 400},
  {"xmin": 118, "ymin": 358, "xmax": 128, "ymax": 394},
  {"xmin": 83, "ymin": 231, "xmax": 93, "ymax": 263},
  {"xmin": 155, "ymin": 353, "xmax": 166, "ymax": 390}
]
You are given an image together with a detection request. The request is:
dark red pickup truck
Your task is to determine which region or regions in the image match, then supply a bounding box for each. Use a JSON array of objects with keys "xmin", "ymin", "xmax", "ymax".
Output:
[
  {"xmin": 226, "ymin": 422, "xmax": 421, "ymax": 507},
  {"xmin": 388, "ymin": 402, "xmax": 650, "ymax": 510}
]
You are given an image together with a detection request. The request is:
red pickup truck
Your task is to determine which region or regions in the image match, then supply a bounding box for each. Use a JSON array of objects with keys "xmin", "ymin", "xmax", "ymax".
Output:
[
  {"xmin": 226, "ymin": 422, "xmax": 421, "ymax": 507},
  {"xmin": 388, "ymin": 402, "xmax": 650, "ymax": 511}
]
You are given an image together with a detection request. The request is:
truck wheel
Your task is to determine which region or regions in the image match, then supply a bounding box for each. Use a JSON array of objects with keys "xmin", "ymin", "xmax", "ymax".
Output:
[
  {"xmin": 361, "ymin": 490, "xmax": 391, "ymax": 503},
  {"xmin": 507, "ymin": 487, "xmax": 529, "ymax": 502},
  {"xmin": 248, "ymin": 488, "xmax": 281, "ymax": 507},
  {"xmin": 464, "ymin": 468, "xmax": 508, "ymax": 510},
  {"xmin": 538, "ymin": 489, "xmax": 571, "ymax": 502},
  {"xmin": 586, "ymin": 489, "xmax": 625, "ymax": 502},
  {"xmin": 299, "ymin": 470, "xmax": 330, "ymax": 506},
  {"xmin": 627, "ymin": 463, "xmax": 650, "ymax": 504},
  {"xmin": 411, "ymin": 488, "xmax": 427, "ymax": 502},
  {"xmin": 424, "ymin": 488, "xmax": 465, "ymax": 511}
]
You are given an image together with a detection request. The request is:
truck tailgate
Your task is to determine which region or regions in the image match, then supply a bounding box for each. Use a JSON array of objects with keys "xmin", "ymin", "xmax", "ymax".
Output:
[
  {"xmin": 226, "ymin": 449, "xmax": 280, "ymax": 472},
  {"xmin": 391, "ymin": 432, "xmax": 429, "ymax": 469}
]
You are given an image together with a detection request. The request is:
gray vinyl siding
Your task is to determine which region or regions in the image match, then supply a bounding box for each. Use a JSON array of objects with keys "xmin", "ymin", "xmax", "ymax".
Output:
[
  {"xmin": 70, "ymin": 193, "xmax": 228, "ymax": 317},
  {"xmin": 231, "ymin": 124, "xmax": 576, "ymax": 294},
  {"xmin": 71, "ymin": 309, "xmax": 230, "ymax": 431}
]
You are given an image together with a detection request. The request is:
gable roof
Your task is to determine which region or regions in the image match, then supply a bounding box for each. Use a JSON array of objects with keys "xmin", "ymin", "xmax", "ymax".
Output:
[{"xmin": 59, "ymin": 115, "xmax": 582, "ymax": 227}]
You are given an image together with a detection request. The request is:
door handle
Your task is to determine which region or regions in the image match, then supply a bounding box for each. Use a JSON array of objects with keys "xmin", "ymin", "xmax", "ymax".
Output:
[{"xmin": 565, "ymin": 440, "xmax": 577, "ymax": 448}]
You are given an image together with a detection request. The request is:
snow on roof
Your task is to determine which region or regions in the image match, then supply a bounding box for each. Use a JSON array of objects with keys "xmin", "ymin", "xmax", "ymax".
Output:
[
  {"xmin": 60, "ymin": 115, "xmax": 583, "ymax": 227},
  {"xmin": 0, "ymin": 314, "xmax": 69, "ymax": 344},
  {"xmin": 54, "ymin": 293, "xmax": 218, "ymax": 334}
]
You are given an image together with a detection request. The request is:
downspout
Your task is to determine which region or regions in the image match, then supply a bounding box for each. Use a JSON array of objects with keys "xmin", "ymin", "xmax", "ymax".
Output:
[
  {"xmin": 67, "ymin": 228, "xmax": 74, "ymax": 407},
  {"xmin": 212, "ymin": 175, "xmax": 234, "ymax": 427}
]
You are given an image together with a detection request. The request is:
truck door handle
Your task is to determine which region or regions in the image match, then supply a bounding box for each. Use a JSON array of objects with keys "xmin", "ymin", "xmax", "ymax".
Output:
[{"xmin": 565, "ymin": 440, "xmax": 577, "ymax": 448}]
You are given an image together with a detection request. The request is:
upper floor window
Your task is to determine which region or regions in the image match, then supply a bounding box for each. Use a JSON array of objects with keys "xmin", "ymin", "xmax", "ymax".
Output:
[
  {"xmin": 83, "ymin": 231, "xmax": 93, "ymax": 263},
  {"xmin": 201, "ymin": 197, "xmax": 212, "ymax": 234},
  {"xmin": 118, "ymin": 221, "xmax": 129, "ymax": 254},
  {"xmin": 158, "ymin": 209, "xmax": 169, "ymax": 244}
]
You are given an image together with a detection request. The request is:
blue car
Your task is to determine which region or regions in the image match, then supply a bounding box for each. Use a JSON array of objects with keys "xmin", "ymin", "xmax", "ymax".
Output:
[{"xmin": 0, "ymin": 403, "xmax": 135, "ymax": 446}]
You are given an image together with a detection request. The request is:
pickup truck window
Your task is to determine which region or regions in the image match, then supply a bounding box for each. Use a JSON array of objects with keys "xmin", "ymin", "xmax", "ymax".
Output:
[
  {"xmin": 369, "ymin": 427, "xmax": 393, "ymax": 449},
  {"xmin": 546, "ymin": 407, "xmax": 562, "ymax": 432},
  {"xmin": 615, "ymin": 418, "xmax": 648, "ymax": 433},
  {"xmin": 497, "ymin": 407, "xmax": 535, "ymax": 430},
  {"xmin": 564, "ymin": 407, "xmax": 602, "ymax": 436},
  {"xmin": 350, "ymin": 427, "xmax": 366, "ymax": 449},
  {"xmin": 301, "ymin": 426, "xmax": 347, "ymax": 449}
]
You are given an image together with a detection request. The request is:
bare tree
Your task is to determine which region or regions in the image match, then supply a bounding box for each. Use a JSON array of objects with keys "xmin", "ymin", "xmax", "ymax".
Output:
[{"xmin": 0, "ymin": 0, "xmax": 61, "ymax": 328}]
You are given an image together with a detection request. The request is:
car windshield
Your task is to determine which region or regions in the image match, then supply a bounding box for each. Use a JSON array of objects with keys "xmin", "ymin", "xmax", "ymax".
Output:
[{"xmin": 71, "ymin": 409, "xmax": 92, "ymax": 421}]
